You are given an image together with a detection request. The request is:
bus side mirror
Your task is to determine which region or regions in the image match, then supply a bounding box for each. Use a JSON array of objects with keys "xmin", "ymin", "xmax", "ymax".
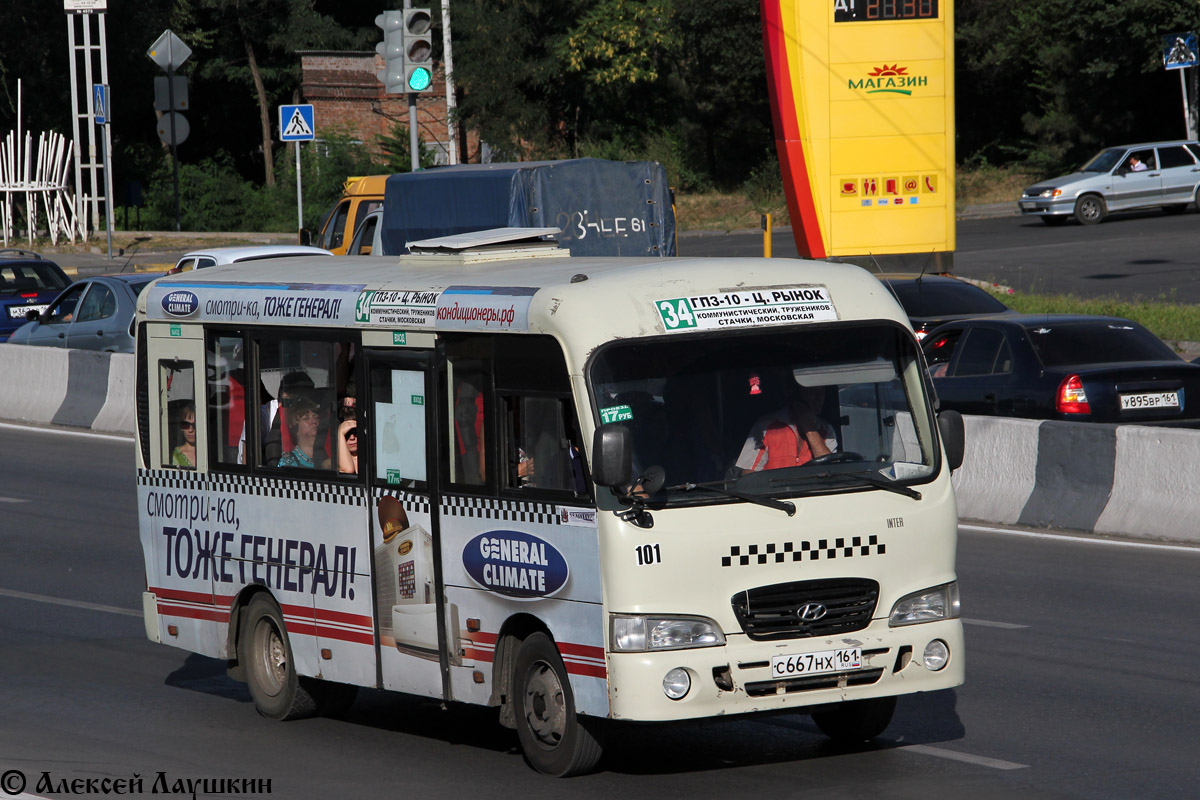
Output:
[
  {"xmin": 591, "ymin": 423, "xmax": 633, "ymax": 488},
  {"xmin": 937, "ymin": 409, "xmax": 965, "ymax": 472},
  {"xmin": 299, "ymin": 228, "xmax": 312, "ymax": 246}
]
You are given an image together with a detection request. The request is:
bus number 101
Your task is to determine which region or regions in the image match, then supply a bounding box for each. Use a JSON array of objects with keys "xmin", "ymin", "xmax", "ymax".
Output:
[{"xmin": 635, "ymin": 543, "xmax": 662, "ymax": 566}]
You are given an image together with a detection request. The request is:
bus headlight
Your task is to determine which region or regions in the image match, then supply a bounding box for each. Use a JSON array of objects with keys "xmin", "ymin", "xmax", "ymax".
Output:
[
  {"xmin": 888, "ymin": 582, "xmax": 960, "ymax": 627},
  {"xmin": 611, "ymin": 615, "xmax": 726, "ymax": 652}
]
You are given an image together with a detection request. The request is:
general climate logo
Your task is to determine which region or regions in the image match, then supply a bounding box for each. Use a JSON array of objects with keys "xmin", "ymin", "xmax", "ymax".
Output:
[
  {"xmin": 849, "ymin": 64, "xmax": 927, "ymax": 96},
  {"xmin": 161, "ymin": 290, "xmax": 199, "ymax": 317}
]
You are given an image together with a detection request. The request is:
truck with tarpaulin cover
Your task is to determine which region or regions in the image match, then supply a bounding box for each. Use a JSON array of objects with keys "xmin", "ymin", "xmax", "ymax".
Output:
[{"xmin": 377, "ymin": 158, "xmax": 676, "ymax": 257}]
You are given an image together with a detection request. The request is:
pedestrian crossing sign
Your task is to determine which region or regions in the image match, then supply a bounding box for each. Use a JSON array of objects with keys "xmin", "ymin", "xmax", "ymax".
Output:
[{"xmin": 279, "ymin": 104, "xmax": 315, "ymax": 141}]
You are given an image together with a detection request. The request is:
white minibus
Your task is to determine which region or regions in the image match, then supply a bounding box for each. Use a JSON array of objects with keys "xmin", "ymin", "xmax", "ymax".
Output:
[{"xmin": 135, "ymin": 242, "xmax": 965, "ymax": 776}]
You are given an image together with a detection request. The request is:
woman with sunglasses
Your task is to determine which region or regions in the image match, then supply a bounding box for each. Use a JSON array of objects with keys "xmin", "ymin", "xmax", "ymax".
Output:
[
  {"xmin": 277, "ymin": 394, "xmax": 329, "ymax": 469},
  {"xmin": 172, "ymin": 403, "xmax": 197, "ymax": 468},
  {"xmin": 337, "ymin": 417, "xmax": 359, "ymax": 474}
]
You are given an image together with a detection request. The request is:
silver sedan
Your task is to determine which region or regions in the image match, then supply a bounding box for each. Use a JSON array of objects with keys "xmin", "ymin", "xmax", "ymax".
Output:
[
  {"xmin": 1018, "ymin": 140, "xmax": 1200, "ymax": 225},
  {"xmin": 7, "ymin": 273, "xmax": 163, "ymax": 353}
]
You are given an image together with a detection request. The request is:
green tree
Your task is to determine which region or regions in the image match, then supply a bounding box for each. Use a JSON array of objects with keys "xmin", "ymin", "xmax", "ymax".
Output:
[
  {"xmin": 179, "ymin": 0, "xmax": 359, "ymax": 187},
  {"xmin": 957, "ymin": 0, "xmax": 1200, "ymax": 174}
]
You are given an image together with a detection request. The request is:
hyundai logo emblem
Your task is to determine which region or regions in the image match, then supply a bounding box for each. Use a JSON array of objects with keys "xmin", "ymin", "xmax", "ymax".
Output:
[{"xmin": 797, "ymin": 603, "xmax": 828, "ymax": 622}]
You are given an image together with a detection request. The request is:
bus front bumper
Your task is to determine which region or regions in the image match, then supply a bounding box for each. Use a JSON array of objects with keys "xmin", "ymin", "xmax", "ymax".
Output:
[{"xmin": 605, "ymin": 618, "xmax": 963, "ymax": 722}]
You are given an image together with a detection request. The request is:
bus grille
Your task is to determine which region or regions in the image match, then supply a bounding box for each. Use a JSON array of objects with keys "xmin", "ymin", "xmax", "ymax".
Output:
[
  {"xmin": 731, "ymin": 578, "xmax": 879, "ymax": 641},
  {"xmin": 743, "ymin": 668, "xmax": 885, "ymax": 697}
]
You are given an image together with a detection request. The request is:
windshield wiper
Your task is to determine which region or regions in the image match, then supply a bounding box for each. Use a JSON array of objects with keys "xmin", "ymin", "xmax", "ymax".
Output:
[
  {"xmin": 666, "ymin": 479, "xmax": 796, "ymax": 516},
  {"xmin": 822, "ymin": 471, "xmax": 922, "ymax": 500}
]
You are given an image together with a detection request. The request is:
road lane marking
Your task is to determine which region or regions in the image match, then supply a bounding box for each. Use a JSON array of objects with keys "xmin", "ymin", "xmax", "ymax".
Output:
[
  {"xmin": 761, "ymin": 718, "xmax": 1028, "ymax": 770},
  {"xmin": 901, "ymin": 743, "xmax": 1028, "ymax": 770},
  {"xmin": 0, "ymin": 496, "xmax": 30, "ymax": 503},
  {"xmin": 960, "ymin": 523, "xmax": 1200, "ymax": 555},
  {"xmin": 0, "ymin": 587, "xmax": 141, "ymax": 618},
  {"xmin": 0, "ymin": 421, "xmax": 133, "ymax": 443},
  {"xmin": 962, "ymin": 618, "xmax": 1028, "ymax": 629}
]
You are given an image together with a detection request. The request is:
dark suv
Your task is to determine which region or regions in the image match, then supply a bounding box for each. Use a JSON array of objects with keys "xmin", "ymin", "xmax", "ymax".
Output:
[{"xmin": 0, "ymin": 250, "xmax": 71, "ymax": 343}]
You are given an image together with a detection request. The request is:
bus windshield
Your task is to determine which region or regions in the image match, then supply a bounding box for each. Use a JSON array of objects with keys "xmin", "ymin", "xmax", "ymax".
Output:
[{"xmin": 589, "ymin": 323, "xmax": 938, "ymax": 505}]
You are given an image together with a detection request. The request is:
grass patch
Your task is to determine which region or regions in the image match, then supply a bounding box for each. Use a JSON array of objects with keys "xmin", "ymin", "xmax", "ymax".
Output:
[
  {"xmin": 990, "ymin": 290, "xmax": 1200, "ymax": 343},
  {"xmin": 674, "ymin": 192, "xmax": 789, "ymax": 232},
  {"xmin": 956, "ymin": 165, "xmax": 1038, "ymax": 208}
]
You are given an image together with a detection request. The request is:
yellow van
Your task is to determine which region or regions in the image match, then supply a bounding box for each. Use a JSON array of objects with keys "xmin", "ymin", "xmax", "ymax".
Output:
[{"xmin": 315, "ymin": 175, "xmax": 386, "ymax": 254}]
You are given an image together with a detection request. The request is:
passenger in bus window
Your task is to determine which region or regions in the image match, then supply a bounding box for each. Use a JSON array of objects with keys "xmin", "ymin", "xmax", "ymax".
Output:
[
  {"xmin": 337, "ymin": 418, "xmax": 359, "ymax": 474},
  {"xmin": 734, "ymin": 375, "xmax": 836, "ymax": 473},
  {"xmin": 246, "ymin": 370, "xmax": 315, "ymax": 465},
  {"xmin": 277, "ymin": 393, "xmax": 329, "ymax": 469},
  {"xmin": 172, "ymin": 403, "xmax": 197, "ymax": 469}
]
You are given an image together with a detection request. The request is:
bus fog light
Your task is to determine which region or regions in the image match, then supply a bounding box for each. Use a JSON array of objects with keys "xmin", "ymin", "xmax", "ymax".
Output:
[
  {"xmin": 923, "ymin": 639, "xmax": 949, "ymax": 671},
  {"xmin": 663, "ymin": 668, "xmax": 691, "ymax": 700}
]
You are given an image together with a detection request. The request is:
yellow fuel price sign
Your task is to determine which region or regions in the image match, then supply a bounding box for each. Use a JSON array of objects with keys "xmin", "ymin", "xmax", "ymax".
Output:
[{"xmin": 762, "ymin": 0, "xmax": 956, "ymax": 268}]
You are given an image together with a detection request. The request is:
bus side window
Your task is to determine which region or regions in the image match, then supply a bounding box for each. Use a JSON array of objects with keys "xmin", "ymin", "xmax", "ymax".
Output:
[
  {"xmin": 370, "ymin": 364, "xmax": 427, "ymax": 486},
  {"xmin": 159, "ymin": 359, "xmax": 197, "ymax": 470},
  {"xmin": 445, "ymin": 338, "xmax": 492, "ymax": 488},
  {"xmin": 207, "ymin": 333, "xmax": 246, "ymax": 466},
  {"xmin": 255, "ymin": 337, "xmax": 344, "ymax": 471},
  {"xmin": 502, "ymin": 395, "xmax": 587, "ymax": 495}
]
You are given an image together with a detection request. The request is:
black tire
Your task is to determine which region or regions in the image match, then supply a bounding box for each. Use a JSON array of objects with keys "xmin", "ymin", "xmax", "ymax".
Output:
[
  {"xmin": 812, "ymin": 696, "xmax": 897, "ymax": 744},
  {"xmin": 1074, "ymin": 194, "xmax": 1106, "ymax": 225},
  {"xmin": 1040, "ymin": 216, "xmax": 1068, "ymax": 226},
  {"xmin": 512, "ymin": 632, "xmax": 604, "ymax": 777},
  {"xmin": 238, "ymin": 594, "xmax": 318, "ymax": 721}
]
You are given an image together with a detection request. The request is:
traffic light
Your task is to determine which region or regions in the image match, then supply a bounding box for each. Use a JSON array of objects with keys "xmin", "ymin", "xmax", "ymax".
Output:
[
  {"xmin": 375, "ymin": 10, "xmax": 405, "ymax": 94},
  {"xmin": 402, "ymin": 8, "xmax": 434, "ymax": 93}
]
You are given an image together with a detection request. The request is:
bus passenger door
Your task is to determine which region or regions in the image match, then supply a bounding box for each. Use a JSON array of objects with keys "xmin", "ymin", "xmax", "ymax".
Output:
[
  {"xmin": 365, "ymin": 350, "xmax": 446, "ymax": 699},
  {"xmin": 140, "ymin": 325, "xmax": 220, "ymax": 655}
]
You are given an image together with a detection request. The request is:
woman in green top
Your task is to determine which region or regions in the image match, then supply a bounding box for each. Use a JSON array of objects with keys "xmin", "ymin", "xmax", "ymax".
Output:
[{"xmin": 172, "ymin": 403, "xmax": 197, "ymax": 468}]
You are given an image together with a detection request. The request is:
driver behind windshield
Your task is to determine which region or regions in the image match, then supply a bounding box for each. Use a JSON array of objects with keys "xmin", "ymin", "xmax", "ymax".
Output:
[{"xmin": 733, "ymin": 371, "xmax": 837, "ymax": 473}]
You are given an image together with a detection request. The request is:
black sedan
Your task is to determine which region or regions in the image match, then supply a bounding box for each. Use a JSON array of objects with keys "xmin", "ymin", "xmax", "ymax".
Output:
[
  {"xmin": 922, "ymin": 314, "xmax": 1200, "ymax": 422},
  {"xmin": 877, "ymin": 275, "xmax": 1015, "ymax": 340},
  {"xmin": 0, "ymin": 249, "xmax": 71, "ymax": 343}
]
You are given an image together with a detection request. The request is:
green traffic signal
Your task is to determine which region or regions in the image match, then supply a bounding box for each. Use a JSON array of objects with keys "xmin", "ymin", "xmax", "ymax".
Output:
[{"xmin": 407, "ymin": 68, "xmax": 432, "ymax": 92}]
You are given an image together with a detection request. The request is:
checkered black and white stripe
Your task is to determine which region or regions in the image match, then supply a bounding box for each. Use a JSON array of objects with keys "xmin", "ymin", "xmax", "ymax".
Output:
[
  {"xmin": 372, "ymin": 488, "xmax": 431, "ymax": 517},
  {"xmin": 137, "ymin": 468, "xmax": 367, "ymax": 508},
  {"xmin": 721, "ymin": 535, "xmax": 885, "ymax": 567},
  {"xmin": 441, "ymin": 495, "xmax": 562, "ymax": 525}
]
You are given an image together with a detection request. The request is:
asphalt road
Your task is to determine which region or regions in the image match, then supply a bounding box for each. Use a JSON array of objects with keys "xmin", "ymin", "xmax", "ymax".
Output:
[
  {"xmin": 45, "ymin": 204, "xmax": 1200, "ymax": 304},
  {"xmin": 2, "ymin": 424, "xmax": 1199, "ymax": 799},
  {"xmin": 680, "ymin": 208, "xmax": 1200, "ymax": 302}
]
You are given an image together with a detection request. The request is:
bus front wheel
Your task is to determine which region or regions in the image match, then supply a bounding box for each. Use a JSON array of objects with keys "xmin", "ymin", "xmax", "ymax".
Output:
[
  {"xmin": 811, "ymin": 696, "xmax": 896, "ymax": 744},
  {"xmin": 512, "ymin": 632, "xmax": 604, "ymax": 776},
  {"xmin": 239, "ymin": 594, "xmax": 318, "ymax": 721}
]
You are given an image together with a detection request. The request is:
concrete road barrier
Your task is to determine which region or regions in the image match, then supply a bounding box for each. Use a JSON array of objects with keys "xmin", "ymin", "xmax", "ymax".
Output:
[
  {"xmin": 0, "ymin": 342, "xmax": 1196, "ymax": 542},
  {"xmin": 953, "ymin": 415, "xmax": 1200, "ymax": 544},
  {"xmin": 0, "ymin": 344, "xmax": 134, "ymax": 434}
]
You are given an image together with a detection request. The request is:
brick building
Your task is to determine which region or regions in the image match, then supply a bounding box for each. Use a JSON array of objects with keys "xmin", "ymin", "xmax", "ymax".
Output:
[{"xmin": 298, "ymin": 51, "xmax": 478, "ymax": 164}]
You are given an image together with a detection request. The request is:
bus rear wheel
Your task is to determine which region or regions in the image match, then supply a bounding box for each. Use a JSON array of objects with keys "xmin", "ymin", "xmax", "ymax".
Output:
[
  {"xmin": 512, "ymin": 632, "xmax": 604, "ymax": 776},
  {"xmin": 811, "ymin": 696, "xmax": 896, "ymax": 744},
  {"xmin": 239, "ymin": 594, "xmax": 318, "ymax": 721}
]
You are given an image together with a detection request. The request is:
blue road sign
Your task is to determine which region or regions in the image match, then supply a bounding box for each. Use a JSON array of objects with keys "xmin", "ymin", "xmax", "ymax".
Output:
[
  {"xmin": 93, "ymin": 84, "xmax": 109, "ymax": 125},
  {"xmin": 1163, "ymin": 32, "xmax": 1198, "ymax": 70},
  {"xmin": 279, "ymin": 104, "xmax": 316, "ymax": 141}
]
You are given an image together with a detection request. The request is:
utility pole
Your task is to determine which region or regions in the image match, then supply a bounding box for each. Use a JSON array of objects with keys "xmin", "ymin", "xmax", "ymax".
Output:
[{"xmin": 441, "ymin": 0, "xmax": 458, "ymax": 164}]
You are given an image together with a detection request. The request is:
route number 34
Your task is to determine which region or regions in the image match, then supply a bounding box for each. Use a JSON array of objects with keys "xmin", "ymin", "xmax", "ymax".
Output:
[{"xmin": 657, "ymin": 299, "xmax": 697, "ymax": 330}]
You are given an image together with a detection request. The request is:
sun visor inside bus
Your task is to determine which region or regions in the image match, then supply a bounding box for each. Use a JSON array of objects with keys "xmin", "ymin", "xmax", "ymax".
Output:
[
  {"xmin": 380, "ymin": 158, "xmax": 676, "ymax": 258},
  {"xmin": 792, "ymin": 359, "xmax": 898, "ymax": 387}
]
